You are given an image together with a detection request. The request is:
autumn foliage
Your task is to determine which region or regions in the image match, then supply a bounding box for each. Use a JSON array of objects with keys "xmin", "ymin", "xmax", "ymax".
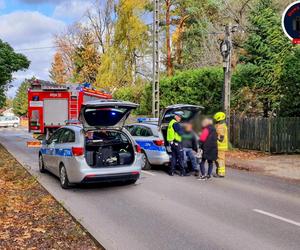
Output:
[{"xmin": 0, "ymin": 145, "xmax": 101, "ymax": 249}]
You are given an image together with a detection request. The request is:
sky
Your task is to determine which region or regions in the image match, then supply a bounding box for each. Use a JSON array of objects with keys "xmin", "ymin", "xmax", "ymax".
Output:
[{"xmin": 0, "ymin": 0, "xmax": 97, "ymax": 98}]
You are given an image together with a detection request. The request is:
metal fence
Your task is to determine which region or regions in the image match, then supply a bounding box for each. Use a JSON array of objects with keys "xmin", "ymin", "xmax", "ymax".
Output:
[{"xmin": 230, "ymin": 116, "xmax": 300, "ymax": 153}]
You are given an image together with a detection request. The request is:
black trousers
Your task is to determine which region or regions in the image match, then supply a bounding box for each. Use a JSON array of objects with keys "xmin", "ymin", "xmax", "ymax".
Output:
[
  {"xmin": 170, "ymin": 143, "xmax": 185, "ymax": 174},
  {"xmin": 200, "ymin": 158, "xmax": 214, "ymax": 176}
]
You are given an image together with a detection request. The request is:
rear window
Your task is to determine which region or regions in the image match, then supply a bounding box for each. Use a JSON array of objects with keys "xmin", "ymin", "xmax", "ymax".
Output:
[{"xmin": 84, "ymin": 107, "xmax": 128, "ymax": 127}]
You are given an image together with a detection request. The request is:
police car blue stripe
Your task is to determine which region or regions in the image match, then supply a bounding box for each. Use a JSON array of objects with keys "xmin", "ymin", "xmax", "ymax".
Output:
[
  {"xmin": 136, "ymin": 140, "xmax": 166, "ymax": 152},
  {"xmin": 40, "ymin": 148, "xmax": 73, "ymax": 157}
]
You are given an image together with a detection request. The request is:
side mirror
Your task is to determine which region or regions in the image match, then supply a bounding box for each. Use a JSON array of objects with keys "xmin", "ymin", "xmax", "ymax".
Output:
[{"xmin": 42, "ymin": 139, "xmax": 48, "ymax": 145}]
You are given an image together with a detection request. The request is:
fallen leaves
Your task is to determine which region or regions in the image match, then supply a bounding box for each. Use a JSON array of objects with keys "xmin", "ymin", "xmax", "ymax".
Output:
[{"xmin": 0, "ymin": 144, "xmax": 102, "ymax": 249}]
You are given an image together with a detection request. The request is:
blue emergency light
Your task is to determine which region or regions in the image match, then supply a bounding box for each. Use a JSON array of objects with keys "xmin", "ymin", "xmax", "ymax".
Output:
[{"xmin": 137, "ymin": 118, "xmax": 159, "ymax": 123}]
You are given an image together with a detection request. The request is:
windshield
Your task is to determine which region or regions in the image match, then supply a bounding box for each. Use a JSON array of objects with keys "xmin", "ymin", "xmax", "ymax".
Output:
[{"xmin": 84, "ymin": 107, "xmax": 129, "ymax": 127}]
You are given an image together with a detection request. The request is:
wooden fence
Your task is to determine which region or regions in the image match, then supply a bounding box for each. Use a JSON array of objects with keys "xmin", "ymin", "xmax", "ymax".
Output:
[{"xmin": 230, "ymin": 116, "xmax": 300, "ymax": 153}]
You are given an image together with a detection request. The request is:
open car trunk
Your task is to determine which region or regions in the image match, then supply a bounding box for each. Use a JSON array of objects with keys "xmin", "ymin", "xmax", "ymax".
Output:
[
  {"xmin": 159, "ymin": 104, "xmax": 204, "ymax": 147},
  {"xmin": 85, "ymin": 130, "xmax": 135, "ymax": 168}
]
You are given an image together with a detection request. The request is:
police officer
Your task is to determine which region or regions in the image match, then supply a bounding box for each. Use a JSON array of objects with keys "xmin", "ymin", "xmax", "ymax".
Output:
[
  {"xmin": 167, "ymin": 111, "xmax": 186, "ymax": 176},
  {"xmin": 213, "ymin": 112, "xmax": 228, "ymax": 177}
]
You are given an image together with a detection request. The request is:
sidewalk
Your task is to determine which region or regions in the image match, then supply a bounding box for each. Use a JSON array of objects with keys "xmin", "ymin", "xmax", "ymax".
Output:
[{"xmin": 226, "ymin": 150, "xmax": 300, "ymax": 182}]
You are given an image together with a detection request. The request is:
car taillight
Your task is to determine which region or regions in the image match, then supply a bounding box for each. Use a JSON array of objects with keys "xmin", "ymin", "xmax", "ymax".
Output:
[
  {"xmin": 135, "ymin": 144, "xmax": 142, "ymax": 153},
  {"xmin": 72, "ymin": 147, "xmax": 84, "ymax": 156},
  {"xmin": 153, "ymin": 139, "xmax": 164, "ymax": 146}
]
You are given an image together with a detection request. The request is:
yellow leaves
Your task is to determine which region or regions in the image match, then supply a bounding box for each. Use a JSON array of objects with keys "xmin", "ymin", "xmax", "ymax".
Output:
[
  {"xmin": 49, "ymin": 52, "xmax": 67, "ymax": 84},
  {"xmin": 95, "ymin": 0, "xmax": 148, "ymax": 90},
  {"xmin": 32, "ymin": 228, "xmax": 46, "ymax": 234}
]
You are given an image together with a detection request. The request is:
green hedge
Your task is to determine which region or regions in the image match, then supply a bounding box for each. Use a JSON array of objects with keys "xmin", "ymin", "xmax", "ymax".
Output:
[
  {"xmin": 159, "ymin": 67, "xmax": 223, "ymax": 114},
  {"xmin": 114, "ymin": 67, "xmax": 224, "ymax": 115}
]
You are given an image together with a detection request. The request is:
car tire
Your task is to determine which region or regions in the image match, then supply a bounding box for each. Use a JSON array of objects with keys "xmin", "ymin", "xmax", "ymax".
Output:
[
  {"xmin": 13, "ymin": 123, "xmax": 18, "ymax": 128},
  {"xmin": 39, "ymin": 155, "xmax": 46, "ymax": 173},
  {"xmin": 142, "ymin": 152, "xmax": 151, "ymax": 170},
  {"xmin": 59, "ymin": 164, "xmax": 71, "ymax": 189}
]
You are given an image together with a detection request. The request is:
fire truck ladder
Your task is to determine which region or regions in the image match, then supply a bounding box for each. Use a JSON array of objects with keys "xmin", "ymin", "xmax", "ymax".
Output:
[{"xmin": 69, "ymin": 95, "xmax": 79, "ymax": 120}]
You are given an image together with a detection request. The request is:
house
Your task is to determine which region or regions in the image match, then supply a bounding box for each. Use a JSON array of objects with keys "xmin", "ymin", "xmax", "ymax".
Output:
[{"xmin": 1, "ymin": 108, "xmax": 15, "ymax": 117}]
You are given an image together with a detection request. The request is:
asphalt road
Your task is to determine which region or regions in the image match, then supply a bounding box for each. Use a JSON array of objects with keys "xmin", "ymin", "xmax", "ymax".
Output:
[{"xmin": 1, "ymin": 127, "xmax": 300, "ymax": 250}]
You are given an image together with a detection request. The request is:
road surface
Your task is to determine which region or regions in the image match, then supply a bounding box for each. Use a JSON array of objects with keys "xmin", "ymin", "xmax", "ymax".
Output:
[{"xmin": 0, "ymin": 127, "xmax": 300, "ymax": 250}]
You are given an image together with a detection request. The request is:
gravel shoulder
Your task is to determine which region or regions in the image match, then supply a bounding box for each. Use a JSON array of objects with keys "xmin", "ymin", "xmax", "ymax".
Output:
[{"xmin": 226, "ymin": 150, "xmax": 300, "ymax": 182}]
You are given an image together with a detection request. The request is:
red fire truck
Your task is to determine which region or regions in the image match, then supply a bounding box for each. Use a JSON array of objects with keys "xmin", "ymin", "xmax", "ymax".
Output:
[{"xmin": 28, "ymin": 80, "xmax": 112, "ymax": 137}]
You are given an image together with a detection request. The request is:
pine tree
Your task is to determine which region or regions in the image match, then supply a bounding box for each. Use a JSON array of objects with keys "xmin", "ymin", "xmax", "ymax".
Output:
[
  {"xmin": 72, "ymin": 32, "xmax": 101, "ymax": 83},
  {"xmin": 13, "ymin": 80, "xmax": 30, "ymax": 116},
  {"xmin": 240, "ymin": 0, "xmax": 292, "ymax": 115},
  {"xmin": 49, "ymin": 52, "xmax": 67, "ymax": 84}
]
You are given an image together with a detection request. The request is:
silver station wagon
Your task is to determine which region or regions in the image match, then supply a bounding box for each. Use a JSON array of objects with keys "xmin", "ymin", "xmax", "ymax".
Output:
[{"xmin": 39, "ymin": 100, "xmax": 143, "ymax": 188}]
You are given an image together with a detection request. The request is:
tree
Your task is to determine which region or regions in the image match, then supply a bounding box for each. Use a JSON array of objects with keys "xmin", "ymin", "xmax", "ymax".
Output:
[
  {"xmin": 239, "ymin": 0, "xmax": 291, "ymax": 116},
  {"xmin": 0, "ymin": 87, "xmax": 6, "ymax": 108},
  {"xmin": 279, "ymin": 47, "xmax": 300, "ymax": 117},
  {"xmin": 0, "ymin": 39, "xmax": 30, "ymax": 108},
  {"xmin": 13, "ymin": 79, "xmax": 30, "ymax": 116},
  {"xmin": 96, "ymin": 0, "xmax": 148, "ymax": 90},
  {"xmin": 72, "ymin": 30, "xmax": 101, "ymax": 83},
  {"xmin": 49, "ymin": 52, "xmax": 67, "ymax": 84}
]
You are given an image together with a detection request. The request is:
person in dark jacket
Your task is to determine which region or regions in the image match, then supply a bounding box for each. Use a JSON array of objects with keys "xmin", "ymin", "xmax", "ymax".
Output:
[
  {"xmin": 198, "ymin": 118, "xmax": 218, "ymax": 180},
  {"xmin": 181, "ymin": 123, "xmax": 199, "ymax": 175}
]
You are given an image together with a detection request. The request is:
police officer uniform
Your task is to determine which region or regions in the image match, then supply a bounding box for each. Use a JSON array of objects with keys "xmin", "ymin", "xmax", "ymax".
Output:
[{"xmin": 167, "ymin": 112, "xmax": 186, "ymax": 176}]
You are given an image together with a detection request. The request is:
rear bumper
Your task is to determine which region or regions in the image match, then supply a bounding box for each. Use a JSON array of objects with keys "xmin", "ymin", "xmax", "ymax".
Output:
[
  {"xmin": 64, "ymin": 154, "xmax": 143, "ymax": 183},
  {"xmin": 81, "ymin": 172, "xmax": 140, "ymax": 184}
]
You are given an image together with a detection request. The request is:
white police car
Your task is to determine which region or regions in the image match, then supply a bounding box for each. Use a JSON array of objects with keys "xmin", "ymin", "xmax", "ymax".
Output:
[
  {"xmin": 39, "ymin": 100, "xmax": 143, "ymax": 188},
  {"xmin": 126, "ymin": 104, "xmax": 203, "ymax": 170}
]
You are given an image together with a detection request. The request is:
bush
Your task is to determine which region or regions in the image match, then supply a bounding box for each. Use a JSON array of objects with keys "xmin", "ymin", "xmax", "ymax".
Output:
[
  {"xmin": 113, "ymin": 82, "xmax": 150, "ymax": 115},
  {"xmin": 159, "ymin": 67, "xmax": 223, "ymax": 114}
]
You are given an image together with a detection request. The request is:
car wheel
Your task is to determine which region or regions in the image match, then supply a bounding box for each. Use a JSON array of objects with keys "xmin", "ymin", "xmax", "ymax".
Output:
[
  {"xmin": 39, "ymin": 155, "xmax": 46, "ymax": 173},
  {"xmin": 13, "ymin": 123, "xmax": 18, "ymax": 128},
  {"xmin": 59, "ymin": 164, "xmax": 71, "ymax": 189},
  {"xmin": 142, "ymin": 152, "xmax": 151, "ymax": 170}
]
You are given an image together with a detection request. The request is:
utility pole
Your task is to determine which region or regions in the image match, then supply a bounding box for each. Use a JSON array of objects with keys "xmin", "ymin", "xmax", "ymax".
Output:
[
  {"xmin": 152, "ymin": 0, "xmax": 160, "ymax": 118},
  {"xmin": 220, "ymin": 24, "xmax": 232, "ymax": 133}
]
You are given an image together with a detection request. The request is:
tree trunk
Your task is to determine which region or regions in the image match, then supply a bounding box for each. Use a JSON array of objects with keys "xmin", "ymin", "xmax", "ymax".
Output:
[{"xmin": 165, "ymin": 0, "xmax": 173, "ymax": 76}]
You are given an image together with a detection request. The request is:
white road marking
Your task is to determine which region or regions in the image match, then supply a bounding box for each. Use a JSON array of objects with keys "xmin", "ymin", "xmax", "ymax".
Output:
[
  {"xmin": 141, "ymin": 170, "xmax": 156, "ymax": 176},
  {"xmin": 253, "ymin": 209, "xmax": 300, "ymax": 227}
]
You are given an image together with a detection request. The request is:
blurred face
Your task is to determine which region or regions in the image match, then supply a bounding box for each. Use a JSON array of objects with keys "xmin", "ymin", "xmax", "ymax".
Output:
[
  {"xmin": 185, "ymin": 123, "xmax": 193, "ymax": 132},
  {"xmin": 202, "ymin": 118, "xmax": 212, "ymax": 128},
  {"xmin": 175, "ymin": 115, "xmax": 181, "ymax": 122}
]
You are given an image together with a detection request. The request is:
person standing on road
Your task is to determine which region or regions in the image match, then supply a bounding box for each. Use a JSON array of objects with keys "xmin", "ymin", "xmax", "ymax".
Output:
[
  {"xmin": 198, "ymin": 118, "xmax": 218, "ymax": 180},
  {"xmin": 213, "ymin": 112, "xmax": 228, "ymax": 178},
  {"xmin": 181, "ymin": 123, "xmax": 199, "ymax": 176},
  {"xmin": 167, "ymin": 111, "xmax": 187, "ymax": 176}
]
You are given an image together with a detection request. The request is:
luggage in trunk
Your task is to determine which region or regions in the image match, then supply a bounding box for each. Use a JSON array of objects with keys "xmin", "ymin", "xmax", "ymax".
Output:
[{"xmin": 85, "ymin": 130, "xmax": 134, "ymax": 168}]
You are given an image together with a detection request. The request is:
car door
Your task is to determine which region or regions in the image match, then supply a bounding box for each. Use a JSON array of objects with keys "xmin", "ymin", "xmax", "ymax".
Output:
[
  {"xmin": 52, "ymin": 128, "xmax": 76, "ymax": 176},
  {"xmin": 131, "ymin": 125, "xmax": 155, "ymax": 151},
  {"xmin": 4, "ymin": 117, "xmax": 11, "ymax": 127},
  {"xmin": 44, "ymin": 129, "xmax": 63, "ymax": 173}
]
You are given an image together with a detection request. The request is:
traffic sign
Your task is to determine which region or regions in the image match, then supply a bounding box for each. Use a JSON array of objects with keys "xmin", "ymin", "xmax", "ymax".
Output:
[{"xmin": 282, "ymin": 1, "xmax": 300, "ymax": 44}]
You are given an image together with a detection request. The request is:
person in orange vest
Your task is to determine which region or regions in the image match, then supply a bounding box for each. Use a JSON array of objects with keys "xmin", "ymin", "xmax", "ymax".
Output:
[{"xmin": 213, "ymin": 112, "xmax": 228, "ymax": 177}]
